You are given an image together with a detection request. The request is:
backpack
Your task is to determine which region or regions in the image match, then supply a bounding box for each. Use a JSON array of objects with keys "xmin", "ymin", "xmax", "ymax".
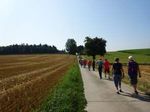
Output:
[
  {"xmin": 98, "ymin": 61, "xmax": 103, "ymax": 68},
  {"xmin": 128, "ymin": 61, "xmax": 138, "ymax": 74}
]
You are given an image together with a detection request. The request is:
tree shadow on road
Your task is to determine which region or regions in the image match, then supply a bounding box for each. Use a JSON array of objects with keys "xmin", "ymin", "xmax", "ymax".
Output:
[{"xmin": 119, "ymin": 91, "xmax": 150, "ymax": 102}]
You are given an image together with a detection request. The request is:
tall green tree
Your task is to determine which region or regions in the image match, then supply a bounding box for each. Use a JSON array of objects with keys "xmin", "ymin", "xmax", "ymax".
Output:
[
  {"xmin": 77, "ymin": 45, "xmax": 84, "ymax": 55},
  {"xmin": 65, "ymin": 39, "xmax": 77, "ymax": 55},
  {"xmin": 84, "ymin": 37, "xmax": 107, "ymax": 70}
]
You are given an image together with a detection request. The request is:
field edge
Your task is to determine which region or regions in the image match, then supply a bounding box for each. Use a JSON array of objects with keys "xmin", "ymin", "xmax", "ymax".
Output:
[{"xmin": 34, "ymin": 62, "xmax": 87, "ymax": 112}]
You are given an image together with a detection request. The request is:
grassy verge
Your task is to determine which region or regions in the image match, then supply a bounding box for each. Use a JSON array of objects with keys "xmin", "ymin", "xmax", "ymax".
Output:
[{"xmin": 35, "ymin": 63, "xmax": 87, "ymax": 112}]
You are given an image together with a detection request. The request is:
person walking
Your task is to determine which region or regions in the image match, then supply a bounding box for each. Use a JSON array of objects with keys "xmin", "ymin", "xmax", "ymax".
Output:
[
  {"xmin": 88, "ymin": 60, "xmax": 92, "ymax": 71},
  {"xmin": 128, "ymin": 56, "xmax": 141, "ymax": 95},
  {"xmin": 79, "ymin": 58, "xmax": 83, "ymax": 67},
  {"xmin": 92, "ymin": 60, "xmax": 95, "ymax": 71},
  {"xmin": 112, "ymin": 58, "xmax": 124, "ymax": 94},
  {"xmin": 104, "ymin": 59, "xmax": 111, "ymax": 79},
  {"xmin": 83, "ymin": 59, "xmax": 87, "ymax": 68},
  {"xmin": 97, "ymin": 58, "xmax": 103, "ymax": 79}
]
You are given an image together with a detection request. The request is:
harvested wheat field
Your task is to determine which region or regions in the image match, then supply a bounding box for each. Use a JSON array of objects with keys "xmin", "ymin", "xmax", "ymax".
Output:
[
  {"xmin": 123, "ymin": 65, "xmax": 150, "ymax": 94},
  {"xmin": 0, "ymin": 54, "xmax": 76, "ymax": 112}
]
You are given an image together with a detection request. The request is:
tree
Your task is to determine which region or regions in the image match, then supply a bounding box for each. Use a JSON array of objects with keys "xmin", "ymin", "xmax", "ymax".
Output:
[
  {"xmin": 65, "ymin": 39, "xmax": 77, "ymax": 55},
  {"xmin": 84, "ymin": 37, "xmax": 107, "ymax": 70},
  {"xmin": 77, "ymin": 45, "xmax": 84, "ymax": 55}
]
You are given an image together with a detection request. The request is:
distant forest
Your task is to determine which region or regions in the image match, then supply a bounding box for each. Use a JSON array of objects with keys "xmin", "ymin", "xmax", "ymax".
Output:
[{"xmin": 0, "ymin": 44, "xmax": 64, "ymax": 54}]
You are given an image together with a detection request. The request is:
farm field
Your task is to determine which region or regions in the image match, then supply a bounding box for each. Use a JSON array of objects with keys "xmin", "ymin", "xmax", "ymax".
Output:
[{"xmin": 0, "ymin": 54, "xmax": 76, "ymax": 112}]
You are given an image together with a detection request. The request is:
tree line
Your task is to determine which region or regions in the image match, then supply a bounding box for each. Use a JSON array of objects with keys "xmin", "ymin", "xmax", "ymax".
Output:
[
  {"xmin": 0, "ymin": 36, "xmax": 107, "ymax": 56},
  {"xmin": 65, "ymin": 36, "xmax": 107, "ymax": 58},
  {"xmin": 0, "ymin": 44, "xmax": 64, "ymax": 54}
]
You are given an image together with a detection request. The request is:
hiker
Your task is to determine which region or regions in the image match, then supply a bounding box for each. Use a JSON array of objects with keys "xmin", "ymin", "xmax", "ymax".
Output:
[
  {"xmin": 83, "ymin": 59, "xmax": 87, "ymax": 68},
  {"xmin": 104, "ymin": 59, "xmax": 111, "ymax": 79},
  {"xmin": 92, "ymin": 60, "xmax": 95, "ymax": 71},
  {"xmin": 87, "ymin": 60, "xmax": 92, "ymax": 71},
  {"xmin": 97, "ymin": 58, "xmax": 103, "ymax": 79},
  {"xmin": 79, "ymin": 58, "xmax": 83, "ymax": 67},
  {"xmin": 112, "ymin": 58, "xmax": 124, "ymax": 94},
  {"xmin": 128, "ymin": 56, "xmax": 141, "ymax": 95}
]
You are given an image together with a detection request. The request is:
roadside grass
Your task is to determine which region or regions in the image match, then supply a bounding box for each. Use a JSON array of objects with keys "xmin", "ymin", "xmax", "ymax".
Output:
[{"xmin": 35, "ymin": 63, "xmax": 87, "ymax": 112}]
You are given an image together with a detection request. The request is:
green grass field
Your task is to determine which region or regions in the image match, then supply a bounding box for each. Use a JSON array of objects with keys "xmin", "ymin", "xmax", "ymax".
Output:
[{"xmin": 103, "ymin": 48, "xmax": 150, "ymax": 64}]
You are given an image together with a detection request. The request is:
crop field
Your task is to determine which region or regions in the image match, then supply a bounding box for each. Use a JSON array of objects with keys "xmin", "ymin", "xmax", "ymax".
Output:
[
  {"xmin": 122, "ymin": 65, "xmax": 150, "ymax": 93},
  {"xmin": 0, "ymin": 54, "xmax": 76, "ymax": 112}
]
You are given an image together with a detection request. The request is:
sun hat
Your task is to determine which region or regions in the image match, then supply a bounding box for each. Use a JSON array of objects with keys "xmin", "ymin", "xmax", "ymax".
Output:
[{"xmin": 128, "ymin": 56, "xmax": 133, "ymax": 60}]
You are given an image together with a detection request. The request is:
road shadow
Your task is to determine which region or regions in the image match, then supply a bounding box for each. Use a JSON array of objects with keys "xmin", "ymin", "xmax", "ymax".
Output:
[{"xmin": 119, "ymin": 91, "xmax": 150, "ymax": 102}]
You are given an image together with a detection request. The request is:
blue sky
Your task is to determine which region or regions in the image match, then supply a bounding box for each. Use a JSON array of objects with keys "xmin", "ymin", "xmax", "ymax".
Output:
[{"xmin": 0, "ymin": 0, "xmax": 150, "ymax": 51}]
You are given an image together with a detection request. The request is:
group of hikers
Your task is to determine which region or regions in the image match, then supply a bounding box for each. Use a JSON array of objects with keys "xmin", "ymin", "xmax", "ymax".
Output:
[{"xmin": 79, "ymin": 56, "xmax": 141, "ymax": 95}]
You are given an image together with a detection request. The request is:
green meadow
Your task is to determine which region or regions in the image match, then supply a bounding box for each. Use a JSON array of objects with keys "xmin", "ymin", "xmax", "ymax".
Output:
[{"xmin": 99, "ymin": 48, "xmax": 150, "ymax": 64}]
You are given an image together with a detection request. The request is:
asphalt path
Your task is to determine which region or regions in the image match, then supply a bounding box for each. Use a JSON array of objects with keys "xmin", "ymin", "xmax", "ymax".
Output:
[{"xmin": 80, "ymin": 66, "xmax": 150, "ymax": 112}]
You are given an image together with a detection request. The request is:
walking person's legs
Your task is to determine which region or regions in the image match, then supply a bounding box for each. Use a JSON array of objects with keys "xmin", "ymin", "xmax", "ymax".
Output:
[
  {"xmin": 104, "ymin": 69, "xmax": 110, "ymax": 79},
  {"xmin": 92, "ymin": 62, "xmax": 95, "ymax": 71},
  {"xmin": 114, "ymin": 75, "xmax": 120, "ymax": 94},
  {"xmin": 107, "ymin": 69, "xmax": 110, "ymax": 79},
  {"xmin": 118, "ymin": 77, "xmax": 123, "ymax": 92},
  {"xmin": 104, "ymin": 69, "xmax": 106, "ymax": 78},
  {"xmin": 130, "ymin": 75, "xmax": 138, "ymax": 94},
  {"xmin": 133, "ymin": 84, "xmax": 138, "ymax": 93},
  {"xmin": 88, "ymin": 65, "xmax": 90, "ymax": 71},
  {"xmin": 98, "ymin": 67, "xmax": 102, "ymax": 79}
]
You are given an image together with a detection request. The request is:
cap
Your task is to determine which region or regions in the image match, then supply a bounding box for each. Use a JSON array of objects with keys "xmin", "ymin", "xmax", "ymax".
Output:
[{"xmin": 128, "ymin": 56, "xmax": 133, "ymax": 60}]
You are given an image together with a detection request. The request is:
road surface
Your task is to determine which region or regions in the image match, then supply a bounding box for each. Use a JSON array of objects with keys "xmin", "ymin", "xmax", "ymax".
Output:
[{"xmin": 80, "ymin": 66, "xmax": 150, "ymax": 112}]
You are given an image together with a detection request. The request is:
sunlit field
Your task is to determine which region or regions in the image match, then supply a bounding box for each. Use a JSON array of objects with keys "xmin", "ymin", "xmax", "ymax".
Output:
[{"xmin": 0, "ymin": 54, "xmax": 76, "ymax": 112}]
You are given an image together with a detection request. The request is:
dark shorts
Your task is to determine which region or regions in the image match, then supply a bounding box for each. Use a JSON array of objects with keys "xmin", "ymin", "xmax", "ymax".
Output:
[
  {"xmin": 114, "ymin": 74, "xmax": 122, "ymax": 82},
  {"xmin": 129, "ymin": 74, "xmax": 138, "ymax": 85},
  {"xmin": 104, "ymin": 69, "xmax": 110, "ymax": 73}
]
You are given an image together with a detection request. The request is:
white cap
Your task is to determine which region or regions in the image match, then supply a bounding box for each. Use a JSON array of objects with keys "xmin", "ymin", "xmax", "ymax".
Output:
[{"xmin": 128, "ymin": 56, "xmax": 133, "ymax": 60}]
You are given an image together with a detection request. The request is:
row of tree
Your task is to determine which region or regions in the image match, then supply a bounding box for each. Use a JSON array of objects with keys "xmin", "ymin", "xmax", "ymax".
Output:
[
  {"xmin": 0, "ymin": 44, "xmax": 63, "ymax": 54},
  {"xmin": 65, "ymin": 37, "xmax": 107, "ymax": 59}
]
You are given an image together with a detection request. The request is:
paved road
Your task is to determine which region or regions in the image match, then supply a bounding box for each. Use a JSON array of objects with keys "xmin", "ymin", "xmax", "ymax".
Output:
[{"xmin": 80, "ymin": 67, "xmax": 150, "ymax": 112}]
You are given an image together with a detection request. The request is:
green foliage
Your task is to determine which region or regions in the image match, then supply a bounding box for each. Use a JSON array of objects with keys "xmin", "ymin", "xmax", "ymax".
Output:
[
  {"xmin": 84, "ymin": 37, "xmax": 106, "ymax": 60},
  {"xmin": 65, "ymin": 39, "xmax": 77, "ymax": 55},
  {"xmin": 77, "ymin": 45, "xmax": 84, "ymax": 55},
  {"xmin": 36, "ymin": 63, "xmax": 87, "ymax": 112}
]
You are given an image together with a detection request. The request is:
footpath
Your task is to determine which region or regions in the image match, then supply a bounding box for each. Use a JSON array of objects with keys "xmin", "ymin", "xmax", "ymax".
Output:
[{"xmin": 80, "ymin": 66, "xmax": 150, "ymax": 112}]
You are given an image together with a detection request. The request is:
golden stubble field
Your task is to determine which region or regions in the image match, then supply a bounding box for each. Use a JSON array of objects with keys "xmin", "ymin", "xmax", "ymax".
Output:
[
  {"xmin": 123, "ymin": 65, "xmax": 150, "ymax": 93},
  {"xmin": 0, "ymin": 54, "xmax": 76, "ymax": 112}
]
